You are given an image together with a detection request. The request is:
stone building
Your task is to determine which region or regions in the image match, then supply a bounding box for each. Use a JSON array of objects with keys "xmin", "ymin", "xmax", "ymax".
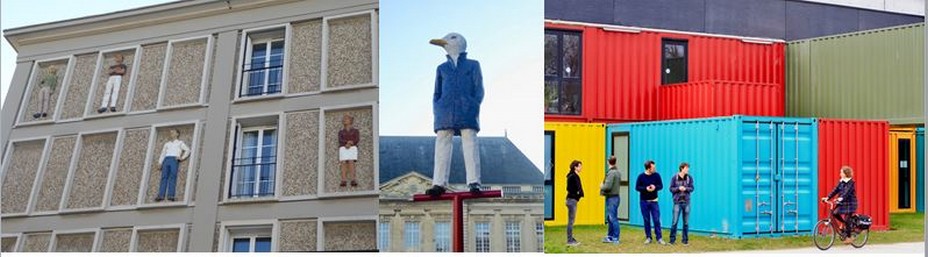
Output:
[
  {"xmin": 0, "ymin": 0, "xmax": 378, "ymax": 252},
  {"xmin": 378, "ymin": 136, "xmax": 544, "ymax": 252}
]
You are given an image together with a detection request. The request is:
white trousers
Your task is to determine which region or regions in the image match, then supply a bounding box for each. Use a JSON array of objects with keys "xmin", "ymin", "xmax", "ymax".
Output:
[
  {"xmin": 432, "ymin": 129, "xmax": 481, "ymax": 187},
  {"xmin": 100, "ymin": 75, "xmax": 122, "ymax": 108}
]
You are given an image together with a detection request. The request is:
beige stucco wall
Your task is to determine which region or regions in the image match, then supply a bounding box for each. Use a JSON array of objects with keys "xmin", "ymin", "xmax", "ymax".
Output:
[
  {"xmin": 33, "ymin": 136, "xmax": 77, "ymax": 212},
  {"xmin": 282, "ymin": 110, "xmax": 319, "ymax": 197},
  {"xmin": 279, "ymin": 219, "xmax": 317, "ymax": 252},
  {"xmin": 53, "ymin": 232, "xmax": 95, "ymax": 252},
  {"xmin": 1, "ymin": 139, "xmax": 45, "ymax": 214},
  {"xmin": 288, "ymin": 19, "xmax": 322, "ymax": 93},
  {"xmin": 163, "ymin": 38, "xmax": 208, "ymax": 107},
  {"xmin": 130, "ymin": 43, "xmax": 167, "ymax": 112},
  {"xmin": 64, "ymin": 132, "xmax": 117, "ymax": 210},
  {"xmin": 109, "ymin": 128, "xmax": 150, "ymax": 207},
  {"xmin": 58, "ymin": 53, "xmax": 97, "ymax": 120},
  {"xmin": 326, "ymin": 14, "xmax": 372, "ymax": 88}
]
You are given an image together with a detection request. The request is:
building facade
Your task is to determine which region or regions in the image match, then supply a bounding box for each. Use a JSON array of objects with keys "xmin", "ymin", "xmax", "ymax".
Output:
[
  {"xmin": 378, "ymin": 136, "xmax": 544, "ymax": 252},
  {"xmin": 1, "ymin": 0, "xmax": 378, "ymax": 252}
]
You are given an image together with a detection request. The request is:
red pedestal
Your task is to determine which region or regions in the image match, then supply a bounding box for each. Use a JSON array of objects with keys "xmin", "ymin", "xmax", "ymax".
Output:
[{"xmin": 413, "ymin": 190, "xmax": 503, "ymax": 252}]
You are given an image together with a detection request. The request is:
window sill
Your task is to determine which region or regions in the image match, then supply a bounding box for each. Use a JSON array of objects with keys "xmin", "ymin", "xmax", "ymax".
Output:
[
  {"xmin": 220, "ymin": 196, "xmax": 279, "ymax": 205},
  {"xmin": 156, "ymin": 103, "xmax": 208, "ymax": 112},
  {"xmin": 58, "ymin": 207, "xmax": 105, "ymax": 215},
  {"xmin": 317, "ymin": 190, "xmax": 379, "ymax": 199},
  {"xmin": 13, "ymin": 119, "xmax": 55, "ymax": 128},
  {"xmin": 321, "ymin": 83, "xmax": 377, "ymax": 93},
  {"xmin": 136, "ymin": 201, "xmax": 191, "ymax": 209},
  {"xmin": 233, "ymin": 94, "xmax": 285, "ymax": 104},
  {"xmin": 83, "ymin": 111, "xmax": 127, "ymax": 120}
]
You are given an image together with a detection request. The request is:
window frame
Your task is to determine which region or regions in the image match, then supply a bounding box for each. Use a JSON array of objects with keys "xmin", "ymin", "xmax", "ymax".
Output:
[
  {"xmin": 433, "ymin": 221, "xmax": 451, "ymax": 252},
  {"xmin": 403, "ymin": 221, "xmax": 420, "ymax": 252},
  {"xmin": 234, "ymin": 24, "xmax": 292, "ymax": 100},
  {"xmin": 218, "ymin": 220, "xmax": 278, "ymax": 253},
  {"xmin": 377, "ymin": 221, "xmax": 390, "ymax": 251},
  {"xmin": 505, "ymin": 221, "xmax": 521, "ymax": 252},
  {"xmin": 544, "ymin": 29, "xmax": 582, "ymax": 116},
  {"xmin": 222, "ymin": 113, "xmax": 284, "ymax": 203},
  {"xmin": 535, "ymin": 222, "xmax": 544, "ymax": 252},
  {"xmin": 474, "ymin": 222, "xmax": 490, "ymax": 253},
  {"xmin": 661, "ymin": 38, "xmax": 689, "ymax": 85},
  {"xmin": 231, "ymin": 125, "xmax": 278, "ymax": 199}
]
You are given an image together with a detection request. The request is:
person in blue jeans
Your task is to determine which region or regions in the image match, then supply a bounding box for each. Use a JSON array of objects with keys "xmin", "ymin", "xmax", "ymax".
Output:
[
  {"xmin": 156, "ymin": 129, "xmax": 190, "ymax": 201},
  {"xmin": 600, "ymin": 156, "xmax": 622, "ymax": 244},
  {"xmin": 635, "ymin": 160, "xmax": 665, "ymax": 245},
  {"xmin": 668, "ymin": 162, "xmax": 694, "ymax": 245}
]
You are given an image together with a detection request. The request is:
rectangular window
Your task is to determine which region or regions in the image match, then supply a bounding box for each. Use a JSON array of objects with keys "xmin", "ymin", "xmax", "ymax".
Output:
[
  {"xmin": 505, "ymin": 222, "xmax": 521, "ymax": 252},
  {"xmin": 434, "ymin": 222, "xmax": 451, "ymax": 252},
  {"xmin": 240, "ymin": 29, "xmax": 285, "ymax": 97},
  {"xmin": 231, "ymin": 126, "xmax": 277, "ymax": 198},
  {"xmin": 662, "ymin": 39, "xmax": 688, "ymax": 85},
  {"xmin": 378, "ymin": 222, "xmax": 390, "ymax": 251},
  {"xmin": 536, "ymin": 222, "xmax": 544, "ymax": 252},
  {"xmin": 544, "ymin": 30, "xmax": 582, "ymax": 115},
  {"xmin": 475, "ymin": 222, "xmax": 490, "ymax": 252},
  {"xmin": 404, "ymin": 221, "xmax": 420, "ymax": 252},
  {"xmin": 544, "ymin": 132, "xmax": 555, "ymax": 220},
  {"xmin": 226, "ymin": 226, "xmax": 272, "ymax": 252}
]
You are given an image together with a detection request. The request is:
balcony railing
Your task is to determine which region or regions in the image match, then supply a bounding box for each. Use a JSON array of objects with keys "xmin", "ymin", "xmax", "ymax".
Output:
[
  {"xmin": 230, "ymin": 156, "xmax": 277, "ymax": 198},
  {"xmin": 240, "ymin": 65, "xmax": 283, "ymax": 97}
]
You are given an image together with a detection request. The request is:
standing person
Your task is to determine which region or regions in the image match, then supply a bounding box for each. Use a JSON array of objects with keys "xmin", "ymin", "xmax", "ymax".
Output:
[
  {"xmin": 668, "ymin": 162, "xmax": 694, "ymax": 245},
  {"xmin": 98, "ymin": 53, "xmax": 127, "ymax": 113},
  {"xmin": 600, "ymin": 156, "xmax": 622, "ymax": 244},
  {"xmin": 156, "ymin": 129, "xmax": 190, "ymax": 201},
  {"xmin": 33, "ymin": 65, "xmax": 59, "ymax": 119},
  {"xmin": 635, "ymin": 160, "xmax": 664, "ymax": 245},
  {"xmin": 822, "ymin": 166, "xmax": 858, "ymax": 244},
  {"xmin": 338, "ymin": 114, "xmax": 360, "ymax": 187},
  {"xmin": 425, "ymin": 32, "xmax": 485, "ymax": 197},
  {"xmin": 566, "ymin": 160, "xmax": 584, "ymax": 246}
]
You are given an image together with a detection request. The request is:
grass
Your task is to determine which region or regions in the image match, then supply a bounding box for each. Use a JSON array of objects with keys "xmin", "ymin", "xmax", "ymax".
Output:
[{"xmin": 544, "ymin": 213, "xmax": 925, "ymax": 253}]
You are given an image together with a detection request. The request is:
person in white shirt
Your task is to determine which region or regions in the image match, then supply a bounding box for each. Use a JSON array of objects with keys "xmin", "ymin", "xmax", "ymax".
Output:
[{"xmin": 156, "ymin": 129, "xmax": 190, "ymax": 201}]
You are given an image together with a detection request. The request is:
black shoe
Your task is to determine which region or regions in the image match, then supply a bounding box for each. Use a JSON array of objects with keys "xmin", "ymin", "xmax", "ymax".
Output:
[
  {"xmin": 33, "ymin": 113, "xmax": 40, "ymax": 119},
  {"xmin": 168, "ymin": 198, "xmax": 176, "ymax": 202},
  {"xmin": 41, "ymin": 113, "xmax": 47, "ymax": 117},
  {"xmin": 468, "ymin": 183, "xmax": 482, "ymax": 194},
  {"xmin": 97, "ymin": 107, "xmax": 107, "ymax": 113},
  {"xmin": 154, "ymin": 197, "xmax": 163, "ymax": 202},
  {"xmin": 425, "ymin": 185, "xmax": 446, "ymax": 197},
  {"xmin": 109, "ymin": 107, "xmax": 117, "ymax": 112}
]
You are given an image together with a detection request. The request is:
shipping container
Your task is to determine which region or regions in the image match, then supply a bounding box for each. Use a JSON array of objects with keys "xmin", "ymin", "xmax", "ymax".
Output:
[
  {"xmin": 545, "ymin": 21, "xmax": 785, "ymax": 123},
  {"xmin": 544, "ymin": 122, "xmax": 606, "ymax": 226},
  {"xmin": 611, "ymin": 116, "xmax": 818, "ymax": 238},
  {"xmin": 787, "ymin": 23, "xmax": 924, "ymax": 125},
  {"xmin": 817, "ymin": 119, "xmax": 889, "ymax": 230},
  {"xmin": 658, "ymin": 80, "xmax": 783, "ymax": 120},
  {"xmin": 918, "ymin": 128, "xmax": 925, "ymax": 212},
  {"xmin": 889, "ymin": 128, "xmax": 918, "ymax": 213}
]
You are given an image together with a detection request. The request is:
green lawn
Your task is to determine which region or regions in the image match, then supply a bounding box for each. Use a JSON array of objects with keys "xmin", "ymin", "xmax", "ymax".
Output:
[{"xmin": 544, "ymin": 213, "xmax": 925, "ymax": 253}]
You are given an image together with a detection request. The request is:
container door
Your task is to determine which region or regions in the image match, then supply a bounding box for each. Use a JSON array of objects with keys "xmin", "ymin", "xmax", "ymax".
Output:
[
  {"xmin": 611, "ymin": 132, "xmax": 630, "ymax": 221},
  {"xmin": 544, "ymin": 132, "xmax": 554, "ymax": 220},
  {"xmin": 898, "ymin": 138, "xmax": 912, "ymax": 210},
  {"xmin": 741, "ymin": 121, "xmax": 777, "ymax": 235},
  {"xmin": 777, "ymin": 122, "xmax": 814, "ymax": 234}
]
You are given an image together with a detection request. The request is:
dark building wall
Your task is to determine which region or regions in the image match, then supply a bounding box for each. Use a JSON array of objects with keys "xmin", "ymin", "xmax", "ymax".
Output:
[{"xmin": 545, "ymin": 0, "xmax": 923, "ymax": 40}]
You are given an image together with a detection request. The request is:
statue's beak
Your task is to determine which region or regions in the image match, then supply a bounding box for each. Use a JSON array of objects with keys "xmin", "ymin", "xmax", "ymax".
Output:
[{"xmin": 429, "ymin": 39, "xmax": 447, "ymax": 46}]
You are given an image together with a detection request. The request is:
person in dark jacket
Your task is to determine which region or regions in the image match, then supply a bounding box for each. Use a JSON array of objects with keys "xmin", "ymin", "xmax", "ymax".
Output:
[
  {"xmin": 822, "ymin": 165, "xmax": 858, "ymax": 244},
  {"xmin": 635, "ymin": 160, "xmax": 664, "ymax": 245},
  {"xmin": 425, "ymin": 32, "xmax": 486, "ymax": 197},
  {"xmin": 600, "ymin": 156, "xmax": 622, "ymax": 244},
  {"xmin": 566, "ymin": 160, "xmax": 584, "ymax": 246},
  {"xmin": 668, "ymin": 162, "xmax": 694, "ymax": 245}
]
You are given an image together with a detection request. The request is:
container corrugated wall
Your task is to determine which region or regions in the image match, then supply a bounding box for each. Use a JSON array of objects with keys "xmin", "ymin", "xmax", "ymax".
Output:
[
  {"xmin": 917, "ymin": 128, "xmax": 925, "ymax": 212},
  {"xmin": 787, "ymin": 23, "xmax": 924, "ymax": 125},
  {"xmin": 889, "ymin": 128, "xmax": 918, "ymax": 213},
  {"xmin": 658, "ymin": 80, "xmax": 783, "ymax": 120},
  {"xmin": 817, "ymin": 119, "xmax": 889, "ymax": 230},
  {"xmin": 545, "ymin": 22, "xmax": 785, "ymax": 123},
  {"xmin": 619, "ymin": 116, "xmax": 817, "ymax": 238},
  {"xmin": 544, "ymin": 122, "xmax": 606, "ymax": 226}
]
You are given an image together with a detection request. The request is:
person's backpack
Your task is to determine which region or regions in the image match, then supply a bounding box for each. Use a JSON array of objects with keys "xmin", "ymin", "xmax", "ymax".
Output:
[{"xmin": 850, "ymin": 214, "xmax": 872, "ymax": 230}]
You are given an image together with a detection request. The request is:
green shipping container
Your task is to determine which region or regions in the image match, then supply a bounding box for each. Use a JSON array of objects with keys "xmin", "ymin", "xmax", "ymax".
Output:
[{"xmin": 787, "ymin": 23, "xmax": 924, "ymax": 125}]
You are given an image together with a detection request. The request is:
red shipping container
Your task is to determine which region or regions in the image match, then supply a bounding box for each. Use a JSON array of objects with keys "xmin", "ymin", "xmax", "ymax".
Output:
[
  {"xmin": 544, "ymin": 21, "xmax": 785, "ymax": 123},
  {"xmin": 817, "ymin": 119, "xmax": 890, "ymax": 231},
  {"xmin": 658, "ymin": 80, "xmax": 783, "ymax": 120}
]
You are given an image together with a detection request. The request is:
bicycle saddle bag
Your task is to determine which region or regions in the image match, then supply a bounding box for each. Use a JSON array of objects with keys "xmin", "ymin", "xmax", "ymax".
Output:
[{"xmin": 851, "ymin": 214, "xmax": 872, "ymax": 229}]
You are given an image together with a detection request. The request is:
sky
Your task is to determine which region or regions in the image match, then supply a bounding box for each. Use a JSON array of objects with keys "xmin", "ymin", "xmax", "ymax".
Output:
[
  {"xmin": 0, "ymin": 0, "xmax": 173, "ymax": 107},
  {"xmin": 379, "ymin": 0, "xmax": 544, "ymax": 170}
]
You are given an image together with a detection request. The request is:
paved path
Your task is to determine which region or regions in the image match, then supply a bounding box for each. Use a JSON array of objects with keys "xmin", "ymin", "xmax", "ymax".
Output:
[{"xmin": 725, "ymin": 242, "xmax": 924, "ymax": 254}]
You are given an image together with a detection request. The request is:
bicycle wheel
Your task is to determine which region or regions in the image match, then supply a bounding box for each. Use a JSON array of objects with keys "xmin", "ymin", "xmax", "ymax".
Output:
[
  {"xmin": 851, "ymin": 229, "xmax": 869, "ymax": 248},
  {"xmin": 813, "ymin": 219, "xmax": 835, "ymax": 250}
]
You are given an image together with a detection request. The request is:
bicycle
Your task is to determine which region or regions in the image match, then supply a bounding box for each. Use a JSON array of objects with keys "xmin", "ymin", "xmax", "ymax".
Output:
[{"xmin": 812, "ymin": 199, "xmax": 870, "ymax": 250}]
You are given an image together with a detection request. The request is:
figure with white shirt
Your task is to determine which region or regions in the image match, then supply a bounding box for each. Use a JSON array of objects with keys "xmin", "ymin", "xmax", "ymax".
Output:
[{"xmin": 156, "ymin": 129, "xmax": 190, "ymax": 201}]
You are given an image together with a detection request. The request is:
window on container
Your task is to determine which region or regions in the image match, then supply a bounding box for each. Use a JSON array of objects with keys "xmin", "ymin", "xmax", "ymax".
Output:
[
  {"xmin": 544, "ymin": 30, "xmax": 581, "ymax": 115},
  {"xmin": 226, "ymin": 226, "xmax": 272, "ymax": 252},
  {"xmin": 544, "ymin": 132, "xmax": 555, "ymax": 220},
  {"xmin": 434, "ymin": 221, "xmax": 451, "ymax": 252},
  {"xmin": 378, "ymin": 221, "xmax": 390, "ymax": 251},
  {"xmin": 404, "ymin": 221, "xmax": 420, "ymax": 252},
  {"xmin": 229, "ymin": 116, "xmax": 279, "ymax": 199},
  {"xmin": 475, "ymin": 222, "xmax": 491, "ymax": 252},
  {"xmin": 661, "ymin": 39, "xmax": 687, "ymax": 85},
  {"xmin": 241, "ymin": 28, "xmax": 285, "ymax": 97}
]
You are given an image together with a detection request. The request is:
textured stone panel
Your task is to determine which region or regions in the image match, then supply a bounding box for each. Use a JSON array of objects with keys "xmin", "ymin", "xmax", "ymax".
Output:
[
  {"xmin": 323, "ymin": 107, "xmax": 373, "ymax": 193},
  {"xmin": 326, "ymin": 14, "xmax": 372, "ymax": 88},
  {"xmin": 289, "ymin": 19, "xmax": 322, "ymax": 93},
  {"xmin": 64, "ymin": 132, "xmax": 117, "ymax": 210},
  {"xmin": 279, "ymin": 219, "xmax": 317, "ymax": 252},
  {"xmin": 163, "ymin": 39, "xmax": 207, "ymax": 107},
  {"xmin": 135, "ymin": 229, "xmax": 179, "ymax": 252},
  {"xmin": 323, "ymin": 221, "xmax": 375, "ymax": 251},
  {"xmin": 21, "ymin": 233, "xmax": 51, "ymax": 252},
  {"xmin": 87, "ymin": 49, "xmax": 136, "ymax": 116},
  {"xmin": 21, "ymin": 59, "xmax": 69, "ymax": 123},
  {"xmin": 1, "ymin": 139, "xmax": 45, "ymax": 214},
  {"xmin": 1, "ymin": 236, "xmax": 17, "ymax": 252},
  {"xmin": 59, "ymin": 53, "xmax": 97, "ymax": 120},
  {"xmin": 144, "ymin": 124, "xmax": 195, "ymax": 203},
  {"xmin": 34, "ymin": 136, "xmax": 77, "ymax": 212},
  {"xmin": 99, "ymin": 228, "xmax": 131, "ymax": 252},
  {"xmin": 282, "ymin": 111, "xmax": 318, "ymax": 197},
  {"xmin": 109, "ymin": 128, "xmax": 151, "ymax": 207},
  {"xmin": 130, "ymin": 43, "xmax": 167, "ymax": 112},
  {"xmin": 53, "ymin": 233, "xmax": 94, "ymax": 252}
]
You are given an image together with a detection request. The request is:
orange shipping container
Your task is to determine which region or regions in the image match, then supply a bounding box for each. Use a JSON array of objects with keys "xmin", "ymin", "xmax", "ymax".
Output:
[{"xmin": 889, "ymin": 128, "xmax": 918, "ymax": 213}]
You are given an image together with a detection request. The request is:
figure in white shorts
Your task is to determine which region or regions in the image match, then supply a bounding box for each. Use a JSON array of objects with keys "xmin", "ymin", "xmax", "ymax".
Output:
[{"xmin": 98, "ymin": 54, "xmax": 127, "ymax": 113}]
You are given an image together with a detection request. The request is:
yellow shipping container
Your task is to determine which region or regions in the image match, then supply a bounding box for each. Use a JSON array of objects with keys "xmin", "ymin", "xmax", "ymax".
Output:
[
  {"xmin": 889, "ymin": 128, "xmax": 917, "ymax": 213},
  {"xmin": 545, "ymin": 122, "xmax": 606, "ymax": 227}
]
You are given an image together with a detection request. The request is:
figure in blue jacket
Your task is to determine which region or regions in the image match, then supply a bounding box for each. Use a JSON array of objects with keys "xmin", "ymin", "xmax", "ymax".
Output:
[{"xmin": 425, "ymin": 32, "xmax": 485, "ymax": 197}]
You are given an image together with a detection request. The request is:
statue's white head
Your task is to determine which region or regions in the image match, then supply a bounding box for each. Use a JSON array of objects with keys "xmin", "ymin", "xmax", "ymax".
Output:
[{"xmin": 430, "ymin": 32, "xmax": 467, "ymax": 57}]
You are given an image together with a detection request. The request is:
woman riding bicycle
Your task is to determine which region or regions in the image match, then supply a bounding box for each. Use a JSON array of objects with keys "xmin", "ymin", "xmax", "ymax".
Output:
[{"xmin": 821, "ymin": 165, "xmax": 858, "ymax": 244}]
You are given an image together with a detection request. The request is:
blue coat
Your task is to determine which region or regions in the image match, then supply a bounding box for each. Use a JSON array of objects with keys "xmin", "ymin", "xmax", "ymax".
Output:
[{"xmin": 433, "ymin": 52, "xmax": 484, "ymax": 134}]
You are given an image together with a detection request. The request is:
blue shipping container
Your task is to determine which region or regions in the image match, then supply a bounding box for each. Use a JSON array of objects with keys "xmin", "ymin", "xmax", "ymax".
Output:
[
  {"xmin": 917, "ymin": 128, "xmax": 924, "ymax": 212},
  {"xmin": 607, "ymin": 116, "xmax": 818, "ymax": 238}
]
